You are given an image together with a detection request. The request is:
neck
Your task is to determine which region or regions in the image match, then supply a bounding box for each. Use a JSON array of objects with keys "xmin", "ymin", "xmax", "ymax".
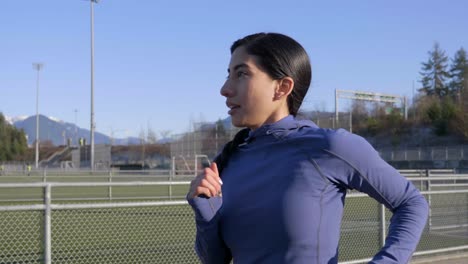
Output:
[{"xmin": 249, "ymin": 112, "xmax": 291, "ymax": 131}]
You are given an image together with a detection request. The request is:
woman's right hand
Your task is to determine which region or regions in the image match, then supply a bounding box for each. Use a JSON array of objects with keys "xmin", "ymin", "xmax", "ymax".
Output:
[{"xmin": 187, "ymin": 162, "xmax": 223, "ymax": 199}]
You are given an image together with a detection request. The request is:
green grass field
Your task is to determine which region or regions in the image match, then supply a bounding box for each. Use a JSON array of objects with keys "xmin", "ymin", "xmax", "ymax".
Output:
[{"xmin": 1, "ymin": 175, "xmax": 467, "ymax": 263}]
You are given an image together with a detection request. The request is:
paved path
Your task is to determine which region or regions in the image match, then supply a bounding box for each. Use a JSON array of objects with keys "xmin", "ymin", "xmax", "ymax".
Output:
[{"xmin": 411, "ymin": 252, "xmax": 468, "ymax": 264}]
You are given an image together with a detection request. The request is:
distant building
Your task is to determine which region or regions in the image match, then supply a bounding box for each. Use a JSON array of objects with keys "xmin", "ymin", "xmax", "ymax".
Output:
[{"xmin": 72, "ymin": 144, "xmax": 111, "ymax": 169}]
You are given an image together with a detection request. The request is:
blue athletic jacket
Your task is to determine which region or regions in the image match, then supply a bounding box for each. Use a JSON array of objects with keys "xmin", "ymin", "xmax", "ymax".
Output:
[{"xmin": 188, "ymin": 115, "xmax": 428, "ymax": 264}]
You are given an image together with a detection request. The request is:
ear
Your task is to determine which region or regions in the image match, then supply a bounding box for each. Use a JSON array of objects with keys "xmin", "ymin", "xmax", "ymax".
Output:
[{"xmin": 274, "ymin": 77, "xmax": 294, "ymax": 100}]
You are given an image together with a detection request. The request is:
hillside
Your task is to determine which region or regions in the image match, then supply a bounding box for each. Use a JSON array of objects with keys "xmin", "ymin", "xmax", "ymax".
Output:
[{"xmin": 365, "ymin": 126, "xmax": 467, "ymax": 150}]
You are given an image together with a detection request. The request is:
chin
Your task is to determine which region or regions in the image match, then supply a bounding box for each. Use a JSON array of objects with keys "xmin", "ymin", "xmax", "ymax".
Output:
[
  {"xmin": 231, "ymin": 117, "xmax": 247, "ymax": 128},
  {"xmin": 231, "ymin": 121, "xmax": 244, "ymax": 128}
]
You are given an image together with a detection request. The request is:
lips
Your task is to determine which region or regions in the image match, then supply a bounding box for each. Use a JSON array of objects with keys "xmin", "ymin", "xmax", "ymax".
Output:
[{"xmin": 226, "ymin": 102, "xmax": 240, "ymax": 115}]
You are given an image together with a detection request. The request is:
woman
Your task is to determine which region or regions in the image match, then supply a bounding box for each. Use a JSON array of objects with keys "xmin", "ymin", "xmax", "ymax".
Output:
[{"xmin": 187, "ymin": 32, "xmax": 428, "ymax": 264}]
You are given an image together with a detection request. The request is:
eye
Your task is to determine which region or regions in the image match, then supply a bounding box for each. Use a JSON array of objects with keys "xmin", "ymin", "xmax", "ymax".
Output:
[{"xmin": 236, "ymin": 71, "xmax": 247, "ymax": 78}]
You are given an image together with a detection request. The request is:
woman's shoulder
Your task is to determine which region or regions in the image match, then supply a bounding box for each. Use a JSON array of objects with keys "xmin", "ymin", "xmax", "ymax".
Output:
[{"xmin": 294, "ymin": 124, "xmax": 377, "ymax": 157}]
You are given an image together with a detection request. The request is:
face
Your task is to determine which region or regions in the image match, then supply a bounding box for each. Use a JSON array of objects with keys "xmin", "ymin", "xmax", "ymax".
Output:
[{"xmin": 220, "ymin": 46, "xmax": 288, "ymax": 130}]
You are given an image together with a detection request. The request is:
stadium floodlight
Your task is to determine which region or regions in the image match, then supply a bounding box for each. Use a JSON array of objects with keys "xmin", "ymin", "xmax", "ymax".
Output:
[
  {"xmin": 33, "ymin": 63, "xmax": 44, "ymax": 169},
  {"xmin": 82, "ymin": 0, "xmax": 100, "ymax": 170}
]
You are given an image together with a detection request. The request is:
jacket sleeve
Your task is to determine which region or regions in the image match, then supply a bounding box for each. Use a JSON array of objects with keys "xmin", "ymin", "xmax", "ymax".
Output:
[
  {"xmin": 325, "ymin": 130, "xmax": 429, "ymax": 264},
  {"xmin": 187, "ymin": 196, "xmax": 232, "ymax": 263}
]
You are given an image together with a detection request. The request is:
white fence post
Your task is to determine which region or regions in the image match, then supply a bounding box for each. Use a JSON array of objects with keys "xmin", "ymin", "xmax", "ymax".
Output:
[
  {"xmin": 379, "ymin": 203, "xmax": 386, "ymax": 247},
  {"xmin": 43, "ymin": 169, "xmax": 47, "ymax": 183},
  {"xmin": 427, "ymin": 170, "xmax": 432, "ymax": 230},
  {"xmin": 44, "ymin": 184, "xmax": 52, "ymax": 264},
  {"xmin": 109, "ymin": 171, "xmax": 112, "ymax": 201},
  {"xmin": 169, "ymin": 166, "xmax": 173, "ymax": 200},
  {"xmin": 171, "ymin": 156, "xmax": 175, "ymax": 177}
]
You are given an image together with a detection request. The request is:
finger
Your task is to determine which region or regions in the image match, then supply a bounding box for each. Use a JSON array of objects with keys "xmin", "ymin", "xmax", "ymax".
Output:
[
  {"xmin": 210, "ymin": 162, "xmax": 223, "ymax": 185},
  {"xmin": 200, "ymin": 178, "xmax": 219, "ymax": 197},
  {"xmin": 204, "ymin": 167, "xmax": 222, "ymax": 190},
  {"xmin": 187, "ymin": 180, "xmax": 199, "ymax": 198},
  {"xmin": 190, "ymin": 168, "xmax": 222, "ymax": 198},
  {"xmin": 208, "ymin": 163, "xmax": 222, "ymax": 197},
  {"xmin": 189, "ymin": 176, "xmax": 209, "ymax": 197},
  {"xmin": 211, "ymin": 162, "xmax": 219, "ymax": 175},
  {"xmin": 190, "ymin": 181, "xmax": 215, "ymax": 198},
  {"xmin": 190, "ymin": 181, "xmax": 221, "ymax": 198},
  {"xmin": 194, "ymin": 186, "xmax": 213, "ymax": 198},
  {"xmin": 203, "ymin": 172, "xmax": 222, "ymax": 194}
]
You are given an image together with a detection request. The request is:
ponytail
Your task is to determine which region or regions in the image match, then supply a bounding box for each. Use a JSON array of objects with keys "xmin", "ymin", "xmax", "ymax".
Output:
[{"xmin": 214, "ymin": 128, "xmax": 250, "ymax": 175}]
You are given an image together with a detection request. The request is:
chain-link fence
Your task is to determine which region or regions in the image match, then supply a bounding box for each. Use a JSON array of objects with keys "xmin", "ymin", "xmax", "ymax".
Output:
[
  {"xmin": 50, "ymin": 204, "xmax": 197, "ymax": 264},
  {"xmin": 168, "ymin": 117, "xmax": 467, "ymax": 171},
  {"xmin": 169, "ymin": 114, "xmax": 353, "ymax": 173},
  {"xmin": 1, "ymin": 177, "xmax": 467, "ymax": 264}
]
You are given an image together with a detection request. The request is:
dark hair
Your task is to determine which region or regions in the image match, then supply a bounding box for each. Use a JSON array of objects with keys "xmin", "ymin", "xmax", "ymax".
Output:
[
  {"xmin": 215, "ymin": 33, "xmax": 312, "ymax": 174},
  {"xmin": 231, "ymin": 32, "xmax": 311, "ymax": 116}
]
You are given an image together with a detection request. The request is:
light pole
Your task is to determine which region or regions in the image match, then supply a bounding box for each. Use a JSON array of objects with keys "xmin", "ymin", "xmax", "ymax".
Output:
[
  {"xmin": 33, "ymin": 63, "xmax": 44, "ymax": 169},
  {"xmin": 88, "ymin": 0, "xmax": 99, "ymax": 170},
  {"xmin": 74, "ymin": 109, "xmax": 78, "ymax": 145}
]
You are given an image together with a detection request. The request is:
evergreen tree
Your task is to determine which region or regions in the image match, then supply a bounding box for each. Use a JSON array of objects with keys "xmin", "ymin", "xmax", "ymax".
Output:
[
  {"xmin": 449, "ymin": 47, "xmax": 467, "ymax": 100},
  {"xmin": 419, "ymin": 42, "xmax": 450, "ymax": 98},
  {"xmin": 0, "ymin": 112, "xmax": 28, "ymax": 161},
  {"xmin": 454, "ymin": 70, "xmax": 468, "ymax": 139}
]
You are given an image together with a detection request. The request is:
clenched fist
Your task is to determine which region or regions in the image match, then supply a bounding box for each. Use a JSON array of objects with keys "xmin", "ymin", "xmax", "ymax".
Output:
[{"xmin": 187, "ymin": 162, "xmax": 223, "ymax": 198}]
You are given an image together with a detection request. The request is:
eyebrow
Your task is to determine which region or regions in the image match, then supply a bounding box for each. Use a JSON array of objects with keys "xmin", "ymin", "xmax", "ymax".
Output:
[{"xmin": 227, "ymin": 63, "xmax": 249, "ymax": 73}]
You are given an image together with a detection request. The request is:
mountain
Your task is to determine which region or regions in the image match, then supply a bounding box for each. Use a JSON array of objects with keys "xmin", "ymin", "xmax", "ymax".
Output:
[
  {"xmin": 193, "ymin": 116, "xmax": 234, "ymax": 131},
  {"xmin": 221, "ymin": 116, "xmax": 234, "ymax": 130},
  {"xmin": 9, "ymin": 114, "xmax": 162, "ymax": 146},
  {"xmin": 13, "ymin": 115, "xmax": 111, "ymax": 146},
  {"xmin": 113, "ymin": 137, "xmax": 142, "ymax": 145},
  {"xmin": 5, "ymin": 115, "xmax": 28, "ymax": 125},
  {"xmin": 7, "ymin": 114, "xmax": 237, "ymax": 147}
]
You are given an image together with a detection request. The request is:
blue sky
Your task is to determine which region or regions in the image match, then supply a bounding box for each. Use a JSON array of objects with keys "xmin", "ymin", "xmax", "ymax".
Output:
[{"xmin": 1, "ymin": 0, "xmax": 468, "ymax": 138}]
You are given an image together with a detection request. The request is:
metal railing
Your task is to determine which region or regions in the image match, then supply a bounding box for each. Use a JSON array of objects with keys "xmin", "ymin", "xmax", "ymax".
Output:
[
  {"xmin": 379, "ymin": 145, "xmax": 468, "ymax": 161},
  {"xmin": 0, "ymin": 177, "xmax": 467, "ymax": 263},
  {"xmin": 0, "ymin": 166, "xmax": 207, "ymax": 178}
]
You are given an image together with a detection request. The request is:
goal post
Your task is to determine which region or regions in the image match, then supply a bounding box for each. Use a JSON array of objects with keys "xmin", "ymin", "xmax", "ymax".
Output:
[{"xmin": 335, "ymin": 89, "xmax": 408, "ymax": 124}]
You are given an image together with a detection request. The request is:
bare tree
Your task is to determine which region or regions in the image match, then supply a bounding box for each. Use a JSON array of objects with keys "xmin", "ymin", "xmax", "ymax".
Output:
[
  {"xmin": 159, "ymin": 130, "xmax": 172, "ymax": 141},
  {"xmin": 147, "ymin": 126, "xmax": 158, "ymax": 144}
]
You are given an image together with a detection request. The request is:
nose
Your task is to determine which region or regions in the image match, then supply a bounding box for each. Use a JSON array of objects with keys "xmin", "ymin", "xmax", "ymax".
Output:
[{"xmin": 220, "ymin": 80, "xmax": 234, "ymax": 98}]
